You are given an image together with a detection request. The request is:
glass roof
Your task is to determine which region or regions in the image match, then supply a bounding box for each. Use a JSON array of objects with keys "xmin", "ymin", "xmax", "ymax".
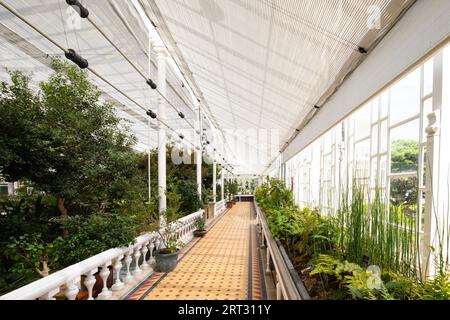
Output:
[{"xmin": 0, "ymin": 0, "xmax": 415, "ymax": 174}]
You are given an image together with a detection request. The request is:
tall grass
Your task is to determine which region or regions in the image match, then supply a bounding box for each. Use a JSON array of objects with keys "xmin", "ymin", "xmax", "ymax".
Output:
[{"xmin": 336, "ymin": 179, "xmax": 421, "ymax": 280}]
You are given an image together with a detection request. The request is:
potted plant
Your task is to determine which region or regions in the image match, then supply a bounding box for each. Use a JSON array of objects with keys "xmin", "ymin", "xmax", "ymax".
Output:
[
  {"xmin": 225, "ymin": 181, "xmax": 234, "ymax": 208},
  {"xmin": 155, "ymin": 221, "xmax": 183, "ymax": 273},
  {"xmin": 155, "ymin": 190, "xmax": 183, "ymax": 273},
  {"xmin": 193, "ymin": 217, "xmax": 207, "ymax": 238},
  {"xmin": 230, "ymin": 180, "xmax": 239, "ymax": 205}
]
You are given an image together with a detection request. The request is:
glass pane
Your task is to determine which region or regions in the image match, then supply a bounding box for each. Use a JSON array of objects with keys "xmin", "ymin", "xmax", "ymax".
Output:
[
  {"xmin": 424, "ymin": 58, "xmax": 434, "ymax": 96},
  {"xmin": 390, "ymin": 120, "xmax": 420, "ymax": 173},
  {"xmin": 354, "ymin": 139, "xmax": 370, "ymax": 179},
  {"xmin": 380, "ymin": 155, "xmax": 387, "ymax": 188},
  {"xmin": 380, "ymin": 120, "xmax": 388, "ymax": 153},
  {"xmin": 355, "ymin": 104, "xmax": 371, "ymax": 140},
  {"xmin": 371, "ymin": 125, "xmax": 379, "ymax": 155},
  {"xmin": 323, "ymin": 132, "xmax": 332, "ymax": 154},
  {"xmin": 390, "ymin": 69, "xmax": 421, "ymax": 125},
  {"xmin": 381, "ymin": 91, "xmax": 389, "ymax": 118},
  {"xmin": 371, "ymin": 98, "xmax": 379, "ymax": 122},
  {"xmin": 324, "ymin": 155, "xmax": 332, "ymax": 180},
  {"xmin": 390, "ymin": 176, "xmax": 418, "ymax": 208},
  {"xmin": 371, "ymin": 157, "xmax": 378, "ymax": 188}
]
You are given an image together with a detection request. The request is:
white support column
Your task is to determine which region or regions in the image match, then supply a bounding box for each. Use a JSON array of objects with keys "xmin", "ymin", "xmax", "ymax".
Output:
[
  {"xmin": 147, "ymin": 37, "xmax": 153, "ymax": 203},
  {"xmin": 156, "ymin": 46, "xmax": 168, "ymax": 215},
  {"xmin": 196, "ymin": 104, "xmax": 202, "ymax": 197},
  {"xmin": 147, "ymin": 119, "xmax": 152, "ymax": 203},
  {"xmin": 221, "ymin": 160, "xmax": 225, "ymax": 202},
  {"xmin": 213, "ymin": 131, "xmax": 217, "ymax": 203},
  {"xmin": 423, "ymin": 110, "xmax": 440, "ymax": 279},
  {"xmin": 226, "ymin": 170, "xmax": 230, "ymax": 200},
  {"xmin": 422, "ymin": 50, "xmax": 450, "ymax": 279}
]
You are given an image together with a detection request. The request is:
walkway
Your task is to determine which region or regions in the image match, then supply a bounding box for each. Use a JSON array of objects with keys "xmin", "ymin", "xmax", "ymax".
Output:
[{"xmin": 125, "ymin": 202, "xmax": 267, "ymax": 300}]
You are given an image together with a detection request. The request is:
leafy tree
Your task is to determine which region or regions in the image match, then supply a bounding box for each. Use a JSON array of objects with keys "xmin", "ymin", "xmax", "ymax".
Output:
[
  {"xmin": 390, "ymin": 140, "xmax": 419, "ymax": 206},
  {"xmin": 391, "ymin": 140, "xmax": 419, "ymax": 173},
  {"xmin": 145, "ymin": 145, "xmax": 212, "ymax": 215},
  {"xmin": 0, "ymin": 59, "xmax": 141, "ymax": 218},
  {"xmin": 0, "ymin": 60, "xmax": 154, "ymax": 293}
]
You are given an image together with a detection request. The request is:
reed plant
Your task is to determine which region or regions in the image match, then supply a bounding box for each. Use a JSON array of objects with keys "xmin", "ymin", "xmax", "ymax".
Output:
[{"xmin": 336, "ymin": 179, "xmax": 421, "ymax": 280}]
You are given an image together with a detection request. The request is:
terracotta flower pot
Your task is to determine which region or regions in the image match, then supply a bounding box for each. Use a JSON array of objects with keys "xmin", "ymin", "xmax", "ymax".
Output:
[{"xmin": 194, "ymin": 229, "xmax": 208, "ymax": 238}]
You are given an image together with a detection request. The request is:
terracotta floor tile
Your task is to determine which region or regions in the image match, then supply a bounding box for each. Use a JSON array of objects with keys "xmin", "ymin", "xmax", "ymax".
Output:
[{"xmin": 126, "ymin": 203, "xmax": 267, "ymax": 300}]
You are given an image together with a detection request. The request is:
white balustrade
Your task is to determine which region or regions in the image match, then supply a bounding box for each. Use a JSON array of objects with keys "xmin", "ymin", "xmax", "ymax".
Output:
[
  {"xmin": 0, "ymin": 209, "xmax": 204, "ymax": 300},
  {"xmin": 214, "ymin": 200, "xmax": 226, "ymax": 217}
]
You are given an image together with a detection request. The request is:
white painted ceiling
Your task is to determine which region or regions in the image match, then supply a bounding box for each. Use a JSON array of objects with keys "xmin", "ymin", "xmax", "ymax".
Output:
[
  {"xmin": 143, "ymin": 0, "xmax": 415, "ymax": 174},
  {"xmin": 0, "ymin": 0, "xmax": 415, "ymax": 175}
]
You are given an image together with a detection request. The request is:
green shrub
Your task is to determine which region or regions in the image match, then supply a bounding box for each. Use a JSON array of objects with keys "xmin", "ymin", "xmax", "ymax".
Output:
[{"xmin": 52, "ymin": 213, "xmax": 137, "ymax": 268}]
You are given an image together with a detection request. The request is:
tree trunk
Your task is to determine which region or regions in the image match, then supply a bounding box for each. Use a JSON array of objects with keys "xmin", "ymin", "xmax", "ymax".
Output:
[
  {"xmin": 57, "ymin": 196, "xmax": 69, "ymax": 237},
  {"xmin": 37, "ymin": 259, "xmax": 49, "ymax": 278}
]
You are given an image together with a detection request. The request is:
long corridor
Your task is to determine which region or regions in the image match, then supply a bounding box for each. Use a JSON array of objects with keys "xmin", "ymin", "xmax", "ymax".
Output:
[{"xmin": 125, "ymin": 203, "xmax": 267, "ymax": 300}]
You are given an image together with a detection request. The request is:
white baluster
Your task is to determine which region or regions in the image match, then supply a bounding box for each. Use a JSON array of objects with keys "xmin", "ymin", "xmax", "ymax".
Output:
[
  {"xmin": 183, "ymin": 224, "xmax": 188, "ymax": 243},
  {"xmin": 39, "ymin": 288, "xmax": 59, "ymax": 300},
  {"xmin": 132, "ymin": 246, "xmax": 142, "ymax": 275},
  {"xmin": 64, "ymin": 279, "xmax": 80, "ymax": 300},
  {"xmin": 97, "ymin": 262, "xmax": 112, "ymax": 300},
  {"xmin": 141, "ymin": 242, "xmax": 149, "ymax": 269},
  {"xmin": 154, "ymin": 238, "xmax": 161, "ymax": 254},
  {"xmin": 266, "ymin": 247, "xmax": 271, "ymax": 274},
  {"xmin": 276, "ymin": 275, "xmax": 282, "ymax": 300},
  {"xmin": 149, "ymin": 240, "xmax": 156, "ymax": 265},
  {"xmin": 83, "ymin": 269, "xmax": 97, "ymax": 300},
  {"xmin": 111, "ymin": 256, "xmax": 124, "ymax": 291},
  {"xmin": 124, "ymin": 249, "xmax": 134, "ymax": 283}
]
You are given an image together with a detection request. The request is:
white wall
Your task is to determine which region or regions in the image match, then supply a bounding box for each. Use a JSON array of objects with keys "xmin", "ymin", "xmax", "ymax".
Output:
[{"xmin": 283, "ymin": 0, "xmax": 450, "ymax": 162}]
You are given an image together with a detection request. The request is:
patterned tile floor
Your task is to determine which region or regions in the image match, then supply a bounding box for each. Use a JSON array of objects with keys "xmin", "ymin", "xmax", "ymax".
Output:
[{"xmin": 125, "ymin": 202, "xmax": 267, "ymax": 300}]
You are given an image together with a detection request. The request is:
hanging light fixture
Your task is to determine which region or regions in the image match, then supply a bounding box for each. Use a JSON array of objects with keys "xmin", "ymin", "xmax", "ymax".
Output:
[
  {"xmin": 146, "ymin": 79, "xmax": 157, "ymax": 90},
  {"xmin": 146, "ymin": 109, "xmax": 157, "ymax": 119},
  {"xmin": 64, "ymin": 49, "xmax": 88, "ymax": 69},
  {"xmin": 358, "ymin": 47, "xmax": 368, "ymax": 54},
  {"xmin": 66, "ymin": 0, "xmax": 89, "ymax": 18}
]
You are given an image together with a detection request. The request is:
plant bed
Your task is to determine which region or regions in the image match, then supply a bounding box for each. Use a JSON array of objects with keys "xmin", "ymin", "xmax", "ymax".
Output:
[
  {"xmin": 255, "ymin": 178, "xmax": 450, "ymax": 301},
  {"xmin": 275, "ymin": 238, "xmax": 349, "ymax": 300}
]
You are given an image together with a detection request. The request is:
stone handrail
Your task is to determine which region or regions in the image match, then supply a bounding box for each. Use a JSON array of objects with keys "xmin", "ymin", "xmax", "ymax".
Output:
[
  {"xmin": 0, "ymin": 209, "xmax": 204, "ymax": 300},
  {"xmin": 214, "ymin": 199, "xmax": 226, "ymax": 217}
]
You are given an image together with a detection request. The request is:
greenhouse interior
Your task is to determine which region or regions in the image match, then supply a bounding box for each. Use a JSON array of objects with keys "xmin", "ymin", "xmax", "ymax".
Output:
[{"xmin": 1, "ymin": 0, "xmax": 450, "ymax": 303}]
